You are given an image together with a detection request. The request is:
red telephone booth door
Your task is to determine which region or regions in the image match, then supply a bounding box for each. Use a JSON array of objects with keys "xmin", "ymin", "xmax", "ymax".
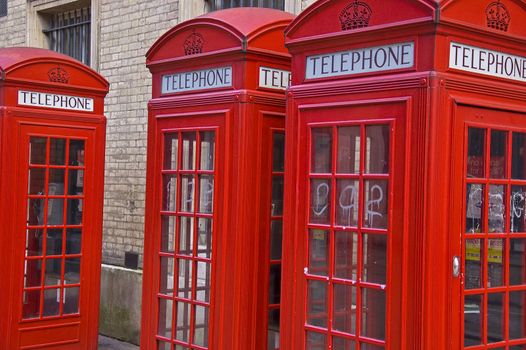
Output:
[
  {"xmin": 290, "ymin": 101, "xmax": 406, "ymax": 349},
  {"xmin": 11, "ymin": 124, "xmax": 99, "ymax": 349},
  {"xmin": 450, "ymin": 105, "xmax": 526, "ymax": 349}
]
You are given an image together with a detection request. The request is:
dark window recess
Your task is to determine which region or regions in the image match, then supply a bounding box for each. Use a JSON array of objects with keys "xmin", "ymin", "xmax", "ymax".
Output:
[
  {"xmin": 207, "ymin": 0, "xmax": 284, "ymax": 11},
  {"xmin": 0, "ymin": 0, "xmax": 7, "ymax": 17},
  {"xmin": 43, "ymin": 7, "xmax": 91, "ymax": 65},
  {"xmin": 124, "ymin": 251, "xmax": 139, "ymax": 270}
]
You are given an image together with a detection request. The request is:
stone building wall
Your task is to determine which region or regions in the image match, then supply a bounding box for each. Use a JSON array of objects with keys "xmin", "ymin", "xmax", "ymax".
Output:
[{"xmin": 0, "ymin": 0, "xmax": 27, "ymax": 47}]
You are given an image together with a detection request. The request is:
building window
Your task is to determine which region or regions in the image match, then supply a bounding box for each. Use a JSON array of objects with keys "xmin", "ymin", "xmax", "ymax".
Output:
[
  {"xmin": 0, "ymin": 0, "xmax": 7, "ymax": 17},
  {"xmin": 207, "ymin": 0, "xmax": 285, "ymax": 11},
  {"xmin": 42, "ymin": 7, "xmax": 91, "ymax": 65}
]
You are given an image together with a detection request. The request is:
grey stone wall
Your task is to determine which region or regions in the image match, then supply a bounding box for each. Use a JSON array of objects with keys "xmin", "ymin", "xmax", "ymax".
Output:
[{"xmin": 0, "ymin": 0, "xmax": 27, "ymax": 47}]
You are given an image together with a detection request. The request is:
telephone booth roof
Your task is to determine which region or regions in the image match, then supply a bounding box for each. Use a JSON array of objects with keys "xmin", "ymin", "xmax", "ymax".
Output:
[
  {"xmin": 0, "ymin": 47, "xmax": 109, "ymax": 93},
  {"xmin": 146, "ymin": 7, "xmax": 295, "ymax": 67}
]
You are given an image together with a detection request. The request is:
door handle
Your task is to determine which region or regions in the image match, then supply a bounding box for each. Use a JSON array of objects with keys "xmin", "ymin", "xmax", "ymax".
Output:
[{"xmin": 453, "ymin": 255, "xmax": 460, "ymax": 278}]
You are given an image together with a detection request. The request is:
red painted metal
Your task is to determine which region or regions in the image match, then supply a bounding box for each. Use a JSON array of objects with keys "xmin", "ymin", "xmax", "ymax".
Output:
[
  {"xmin": 141, "ymin": 8, "xmax": 294, "ymax": 350},
  {"xmin": 0, "ymin": 47, "xmax": 108, "ymax": 349},
  {"xmin": 283, "ymin": 1, "xmax": 526, "ymax": 350}
]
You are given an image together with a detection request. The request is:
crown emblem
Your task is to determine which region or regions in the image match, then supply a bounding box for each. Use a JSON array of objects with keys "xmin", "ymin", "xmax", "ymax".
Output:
[
  {"xmin": 339, "ymin": 0, "xmax": 373, "ymax": 31},
  {"xmin": 486, "ymin": 0, "xmax": 511, "ymax": 32},
  {"xmin": 184, "ymin": 31, "xmax": 204, "ymax": 55},
  {"xmin": 48, "ymin": 66, "xmax": 70, "ymax": 84}
]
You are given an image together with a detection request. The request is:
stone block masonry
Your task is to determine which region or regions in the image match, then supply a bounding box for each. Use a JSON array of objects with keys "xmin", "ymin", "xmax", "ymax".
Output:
[{"xmin": 0, "ymin": 0, "xmax": 27, "ymax": 47}]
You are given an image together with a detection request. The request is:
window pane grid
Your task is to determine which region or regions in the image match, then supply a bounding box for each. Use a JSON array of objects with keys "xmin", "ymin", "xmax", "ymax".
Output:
[{"xmin": 306, "ymin": 124, "xmax": 391, "ymax": 349}]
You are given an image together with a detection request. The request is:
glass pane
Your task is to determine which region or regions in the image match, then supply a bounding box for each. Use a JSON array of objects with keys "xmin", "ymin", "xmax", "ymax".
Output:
[
  {"xmin": 363, "ymin": 234, "xmax": 387, "ymax": 285},
  {"xmin": 307, "ymin": 280, "xmax": 328, "ymax": 328},
  {"xmin": 468, "ymin": 128, "xmax": 486, "ymax": 178},
  {"xmin": 334, "ymin": 231, "xmax": 357, "ymax": 280},
  {"xmin": 198, "ymin": 175, "xmax": 214, "ymax": 214},
  {"xmin": 63, "ymin": 287, "xmax": 79, "ymax": 315},
  {"xmin": 509, "ymin": 290, "xmax": 526, "ymax": 339},
  {"xmin": 361, "ymin": 344, "xmax": 384, "ymax": 350},
  {"xmin": 336, "ymin": 179, "xmax": 359, "ymax": 227},
  {"xmin": 179, "ymin": 217, "xmax": 194, "ymax": 255},
  {"xmin": 162, "ymin": 175, "xmax": 177, "ymax": 212},
  {"xmin": 488, "ymin": 239, "xmax": 504, "ymax": 287},
  {"xmin": 196, "ymin": 261, "xmax": 211, "ymax": 303},
  {"xmin": 464, "ymin": 294, "xmax": 483, "ymax": 346},
  {"xmin": 68, "ymin": 169, "xmax": 84, "ymax": 194},
  {"xmin": 180, "ymin": 175, "xmax": 195, "ymax": 213},
  {"xmin": 337, "ymin": 126, "xmax": 360, "ymax": 174},
  {"xmin": 49, "ymin": 138, "xmax": 66, "ymax": 165},
  {"xmin": 47, "ymin": 198, "xmax": 64, "ymax": 225},
  {"xmin": 197, "ymin": 218, "xmax": 212, "ymax": 259},
  {"xmin": 268, "ymin": 310, "xmax": 280, "ymax": 350},
  {"xmin": 311, "ymin": 128, "xmax": 332, "ymax": 174},
  {"xmin": 68, "ymin": 140, "xmax": 85, "ymax": 166},
  {"xmin": 466, "ymin": 184, "xmax": 484, "ymax": 233},
  {"xmin": 48, "ymin": 169, "xmax": 65, "ymax": 195},
  {"xmin": 488, "ymin": 293, "xmax": 504, "ymax": 343},
  {"xmin": 22, "ymin": 289, "xmax": 41, "ymax": 319},
  {"xmin": 158, "ymin": 341, "xmax": 172, "ymax": 350},
  {"xmin": 177, "ymin": 259, "xmax": 192, "ymax": 300},
  {"xmin": 176, "ymin": 302, "xmax": 191, "ymax": 343},
  {"xmin": 361, "ymin": 288, "xmax": 386, "ymax": 340},
  {"xmin": 161, "ymin": 216, "xmax": 176, "ymax": 253},
  {"xmin": 182, "ymin": 133, "xmax": 196, "ymax": 170},
  {"xmin": 270, "ymin": 221, "xmax": 282, "ymax": 260},
  {"xmin": 510, "ymin": 239, "xmax": 526, "ymax": 286},
  {"xmin": 310, "ymin": 179, "xmax": 331, "ymax": 225},
  {"xmin": 488, "ymin": 185, "xmax": 505, "ymax": 233},
  {"xmin": 43, "ymin": 288, "xmax": 60, "ymax": 317},
  {"xmin": 24, "ymin": 259, "xmax": 42, "ymax": 288},
  {"xmin": 26, "ymin": 229, "xmax": 44, "ymax": 256},
  {"xmin": 27, "ymin": 198, "xmax": 44, "ymax": 226},
  {"xmin": 268, "ymin": 264, "xmax": 281, "ymax": 304},
  {"xmin": 164, "ymin": 133, "xmax": 179, "ymax": 170},
  {"xmin": 490, "ymin": 130, "xmax": 507, "ymax": 178},
  {"xmin": 365, "ymin": 125, "xmax": 389, "ymax": 174},
  {"xmin": 363, "ymin": 180, "xmax": 388, "ymax": 229},
  {"xmin": 306, "ymin": 331, "xmax": 326, "ymax": 350},
  {"xmin": 273, "ymin": 133, "xmax": 285, "ymax": 172},
  {"xmin": 65, "ymin": 258, "xmax": 81, "ymax": 284},
  {"xmin": 200, "ymin": 131, "xmax": 215, "ymax": 171},
  {"xmin": 158, "ymin": 297, "xmax": 174, "ymax": 338},
  {"xmin": 65, "ymin": 228, "xmax": 82, "ymax": 255},
  {"xmin": 44, "ymin": 258, "xmax": 61, "ymax": 286},
  {"xmin": 511, "ymin": 186, "xmax": 526, "ymax": 233},
  {"xmin": 513, "ymin": 132, "xmax": 526, "ymax": 179},
  {"xmin": 271, "ymin": 176, "xmax": 284, "ymax": 216},
  {"xmin": 67, "ymin": 198, "xmax": 82, "ymax": 225},
  {"xmin": 194, "ymin": 305, "xmax": 209, "ymax": 347},
  {"xmin": 46, "ymin": 229, "xmax": 63, "ymax": 255},
  {"xmin": 30, "ymin": 137, "xmax": 47, "ymax": 165},
  {"xmin": 28, "ymin": 168, "xmax": 46, "ymax": 195},
  {"xmin": 465, "ymin": 239, "xmax": 483, "ymax": 289},
  {"xmin": 333, "ymin": 337, "xmax": 355, "ymax": 350},
  {"xmin": 159, "ymin": 256, "xmax": 174, "ymax": 296},
  {"xmin": 333, "ymin": 283, "xmax": 356, "ymax": 334},
  {"xmin": 309, "ymin": 229, "xmax": 329, "ymax": 276}
]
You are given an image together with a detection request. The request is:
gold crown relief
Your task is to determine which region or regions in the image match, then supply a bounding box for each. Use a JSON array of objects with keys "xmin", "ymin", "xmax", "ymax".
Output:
[
  {"xmin": 184, "ymin": 31, "xmax": 204, "ymax": 55},
  {"xmin": 486, "ymin": 0, "xmax": 511, "ymax": 32},
  {"xmin": 48, "ymin": 66, "xmax": 70, "ymax": 84},
  {"xmin": 339, "ymin": 0, "xmax": 373, "ymax": 31}
]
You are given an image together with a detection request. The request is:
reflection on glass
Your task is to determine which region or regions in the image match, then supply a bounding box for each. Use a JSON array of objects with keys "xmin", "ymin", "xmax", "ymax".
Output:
[
  {"xmin": 162, "ymin": 175, "xmax": 177, "ymax": 212},
  {"xmin": 336, "ymin": 180, "xmax": 359, "ymax": 227},
  {"xmin": 176, "ymin": 302, "xmax": 191, "ymax": 343},
  {"xmin": 47, "ymin": 198, "xmax": 64, "ymax": 225},
  {"xmin": 199, "ymin": 175, "xmax": 214, "ymax": 214},
  {"xmin": 66, "ymin": 228, "xmax": 82, "ymax": 255},
  {"xmin": 333, "ymin": 283, "xmax": 356, "ymax": 334},
  {"xmin": 269, "ymin": 264, "xmax": 281, "ymax": 304},
  {"xmin": 487, "ymin": 293, "xmax": 504, "ymax": 343},
  {"xmin": 365, "ymin": 125, "xmax": 389, "ymax": 174},
  {"xmin": 200, "ymin": 131, "xmax": 215, "ymax": 171},
  {"xmin": 194, "ymin": 305, "xmax": 209, "ymax": 347},
  {"xmin": 26, "ymin": 229, "xmax": 43, "ymax": 256},
  {"xmin": 334, "ymin": 231, "xmax": 357, "ymax": 280},
  {"xmin": 65, "ymin": 258, "xmax": 81, "ymax": 284},
  {"xmin": 465, "ymin": 239, "xmax": 482, "ymax": 289},
  {"xmin": 332, "ymin": 337, "xmax": 355, "ymax": 350},
  {"xmin": 49, "ymin": 169, "xmax": 65, "ymax": 195},
  {"xmin": 307, "ymin": 280, "xmax": 328, "ymax": 328},
  {"xmin": 178, "ymin": 259, "xmax": 192, "ymax": 300},
  {"xmin": 68, "ymin": 169, "xmax": 84, "ymax": 194},
  {"xmin": 488, "ymin": 185, "xmax": 505, "ymax": 233},
  {"xmin": 510, "ymin": 239, "xmax": 526, "ymax": 286},
  {"xmin": 43, "ymin": 288, "xmax": 60, "ymax": 316},
  {"xmin": 363, "ymin": 234, "xmax": 387, "ymax": 284},
  {"xmin": 46, "ymin": 229, "xmax": 63, "ymax": 256},
  {"xmin": 159, "ymin": 257, "xmax": 174, "ymax": 296},
  {"xmin": 490, "ymin": 130, "xmax": 507, "ymax": 179},
  {"xmin": 197, "ymin": 218, "xmax": 212, "ymax": 259},
  {"xmin": 310, "ymin": 179, "xmax": 331, "ymax": 225},
  {"xmin": 49, "ymin": 138, "xmax": 66, "ymax": 165},
  {"xmin": 363, "ymin": 180, "xmax": 388, "ymax": 229},
  {"xmin": 158, "ymin": 341, "xmax": 171, "ymax": 350},
  {"xmin": 180, "ymin": 175, "xmax": 195, "ymax": 213},
  {"xmin": 467, "ymin": 128, "xmax": 486, "ymax": 178},
  {"xmin": 164, "ymin": 134, "xmax": 178, "ymax": 170},
  {"xmin": 179, "ymin": 217, "xmax": 194, "ymax": 255},
  {"xmin": 361, "ymin": 343, "xmax": 384, "ymax": 350},
  {"xmin": 361, "ymin": 288, "xmax": 385, "ymax": 340},
  {"xmin": 182, "ymin": 133, "xmax": 196, "ymax": 170},
  {"xmin": 63, "ymin": 287, "xmax": 79, "ymax": 315},
  {"xmin": 466, "ymin": 184, "xmax": 484, "ymax": 233},
  {"xmin": 309, "ymin": 230, "xmax": 329, "ymax": 276},
  {"xmin": 158, "ymin": 297, "xmax": 173, "ymax": 338},
  {"xmin": 511, "ymin": 186, "xmax": 526, "ymax": 233},
  {"xmin": 196, "ymin": 261, "xmax": 211, "ymax": 303},
  {"xmin": 27, "ymin": 198, "xmax": 44, "ymax": 226},
  {"xmin": 488, "ymin": 239, "xmax": 504, "ymax": 287},
  {"xmin": 160, "ymin": 216, "xmax": 175, "ymax": 253},
  {"xmin": 22, "ymin": 289, "xmax": 41, "ymax": 319},
  {"xmin": 513, "ymin": 132, "xmax": 526, "ymax": 180},
  {"xmin": 311, "ymin": 128, "xmax": 332, "ymax": 174},
  {"xmin": 30, "ymin": 137, "xmax": 47, "ymax": 165},
  {"xmin": 268, "ymin": 309, "xmax": 280, "ymax": 350},
  {"xmin": 68, "ymin": 139, "xmax": 85, "ymax": 166},
  {"xmin": 509, "ymin": 291, "xmax": 526, "ymax": 339},
  {"xmin": 306, "ymin": 331, "xmax": 326, "ymax": 350},
  {"xmin": 67, "ymin": 198, "xmax": 83, "ymax": 225},
  {"xmin": 337, "ymin": 126, "xmax": 360, "ymax": 174},
  {"xmin": 271, "ymin": 176, "xmax": 284, "ymax": 216},
  {"xmin": 24, "ymin": 259, "xmax": 42, "ymax": 288},
  {"xmin": 273, "ymin": 133, "xmax": 285, "ymax": 172},
  {"xmin": 464, "ymin": 294, "xmax": 483, "ymax": 346},
  {"xmin": 28, "ymin": 168, "xmax": 46, "ymax": 195},
  {"xmin": 270, "ymin": 221, "xmax": 282, "ymax": 261}
]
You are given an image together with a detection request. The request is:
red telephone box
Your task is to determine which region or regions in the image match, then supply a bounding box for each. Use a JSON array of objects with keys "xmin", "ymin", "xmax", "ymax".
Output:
[
  {"xmin": 282, "ymin": 1, "xmax": 526, "ymax": 349},
  {"xmin": 0, "ymin": 48, "xmax": 108, "ymax": 349},
  {"xmin": 141, "ymin": 8, "xmax": 293, "ymax": 350}
]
